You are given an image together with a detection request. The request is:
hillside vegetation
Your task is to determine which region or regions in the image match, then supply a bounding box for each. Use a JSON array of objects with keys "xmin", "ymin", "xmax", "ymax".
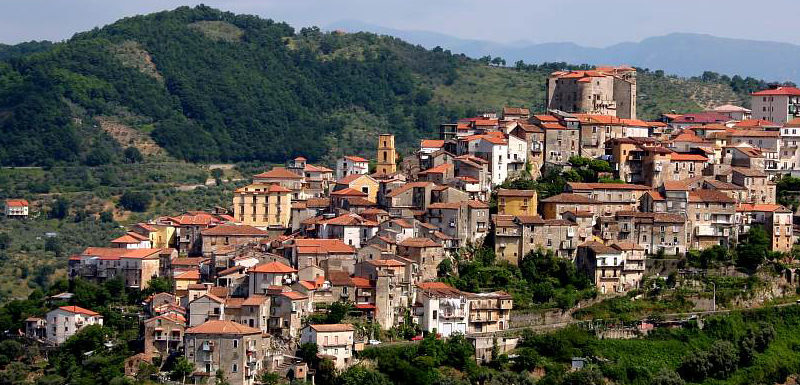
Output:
[{"xmin": 0, "ymin": 6, "xmax": 764, "ymax": 167}]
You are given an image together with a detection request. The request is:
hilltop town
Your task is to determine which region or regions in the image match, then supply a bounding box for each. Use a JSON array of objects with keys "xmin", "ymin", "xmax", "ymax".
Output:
[{"xmin": 5, "ymin": 64, "xmax": 800, "ymax": 385}]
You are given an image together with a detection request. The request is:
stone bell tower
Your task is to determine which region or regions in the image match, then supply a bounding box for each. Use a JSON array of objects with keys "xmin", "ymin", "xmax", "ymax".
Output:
[{"xmin": 376, "ymin": 134, "xmax": 397, "ymax": 175}]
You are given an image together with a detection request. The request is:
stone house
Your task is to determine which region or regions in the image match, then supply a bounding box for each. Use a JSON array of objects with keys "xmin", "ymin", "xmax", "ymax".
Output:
[{"xmin": 184, "ymin": 320, "xmax": 266, "ymax": 385}]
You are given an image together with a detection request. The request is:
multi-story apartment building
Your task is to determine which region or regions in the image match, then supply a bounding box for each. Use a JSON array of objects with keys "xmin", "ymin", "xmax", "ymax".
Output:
[
  {"xmin": 731, "ymin": 168, "xmax": 776, "ymax": 204},
  {"xmin": 165, "ymin": 211, "xmax": 230, "ymax": 256},
  {"xmin": 736, "ymin": 204, "xmax": 795, "ymax": 252},
  {"xmin": 496, "ymin": 189, "xmax": 537, "ymax": 216},
  {"xmin": 414, "ymin": 282, "xmax": 469, "ymax": 337},
  {"xmin": 687, "ymin": 189, "xmax": 736, "ymax": 249},
  {"xmin": 599, "ymin": 211, "xmax": 687, "ymax": 256},
  {"xmin": 780, "ymin": 118, "xmax": 800, "ymax": 174},
  {"xmin": 542, "ymin": 120, "xmax": 580, "ymax": 166},
  {"xmin": 70, "ymin": 247, "xmax": 174, "ymax": 289},
  {"xmin": 200, "ymin": 225, "xmax": 270, "ymax": 256},
  {"xmin": 300, "ymin": 324, "xmax": 355, "ymax": 369},
  {"xmin": 144, "ymin": 314, "xmax": 185, "ymax": 359},
  {"xmin": 727, "ymin": 130, "xmax": 780, "ymax": 176},
  {"xmin": 335, "ymin": 156, "xmax": 369, "ymax": 180},
  {"xmin": 576, "ymin": 241, "xmax": 625, "ymax": 294},
  {"xmin": 539, "ymin": 193, "xmax": 601, "ymax": 220},
  {"xmin": 184, "ymin": 320, "xmax": 266, "ymax": 385},
  {"xmin": 546, "ymin": 66, "xmax": 637, "ymax": 119},
  {"xmin": 426, "ymin": 200, "xmax": 489, "ymax": 247},
  {"xmin": 232, "ymin": 183, "xmax": 292, "ymax": 231},
  {"xmin": 509, "ymin": 122, "xmax": 544, "ymax": 178},
  {"xmin": 466, "ymin": 291, "xmax": 513, "ymax": 334},
  {"xmin": 576, "ymin": 114, "xmax": 625, "ymax": 158},
  {"xmin": 707, "ymin": 104, "xmax": 752, "ymax": 121},
  {"xmin": 566, "ymin": 182, "xmax": 651, "ymax": 216},
  {"xmin": 252, "ymin": 167, "xmax": 307, "ymax": 201},
  {"xmin": 751, "ymin": 86, "xmax": 800, "ymax": 123},
  {"xmin": 45, "ymin": 306, "xmax": 103, "ymax": 344}
]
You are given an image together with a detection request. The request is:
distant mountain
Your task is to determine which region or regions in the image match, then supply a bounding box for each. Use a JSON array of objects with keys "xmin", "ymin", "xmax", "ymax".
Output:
[{"xmin": 328, "ymin": 21, "xmax": 800, "ymax": 83}]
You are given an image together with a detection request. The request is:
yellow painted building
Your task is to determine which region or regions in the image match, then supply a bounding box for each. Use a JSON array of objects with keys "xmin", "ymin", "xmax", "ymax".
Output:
[
  {"xmin": 497, "ymin": 189, "xmax": 537, "ymax": 216},
  {"xmin": 233, "ymin": 183, "xmax": 292, "ymax": 229},
  {"xmin": 376, "ymin": 134, "xmax": 397, "ymax": 175},
  {"xmin": 333, "ymin": 174, "xmax": 379, "ymax": 203},
  {"xmin": 132, "ymin": 223, "xmax": 176, "ymax": 249}
]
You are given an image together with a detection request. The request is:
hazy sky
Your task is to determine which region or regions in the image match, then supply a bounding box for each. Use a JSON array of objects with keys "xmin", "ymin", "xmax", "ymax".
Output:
[{"xmin": 1, "ymin": 0, "xmax": 799, "ymax": 47}]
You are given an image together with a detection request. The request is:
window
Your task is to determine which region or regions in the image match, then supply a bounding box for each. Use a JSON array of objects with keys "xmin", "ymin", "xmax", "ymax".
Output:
[
  {"xmin": 432, "ymin": 310, "xmax": 438, "ymax": 320},
  {"xmin": 232, "ymin": 364, "xmax": 238, "ymax": 373},
  {"xmin": 233, "ymin": 339, "xmax": 238, "ymax": 348},
  {"xmin": 546, "ymin": 239, "xmax": 552, "ymax": 247}
]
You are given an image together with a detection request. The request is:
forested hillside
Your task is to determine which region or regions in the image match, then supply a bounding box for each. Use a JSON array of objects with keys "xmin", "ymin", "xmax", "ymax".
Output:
[{"xmin": 0, "ymin": 6, "xmax": 769, "ymax": 167}]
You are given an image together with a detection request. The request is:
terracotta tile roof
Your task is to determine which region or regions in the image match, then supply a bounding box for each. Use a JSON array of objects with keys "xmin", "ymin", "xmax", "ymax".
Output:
[
  {"xmin": 304, "ymin": 164, "xmax": 333, "ymax": 173},
  {"xmin": 579, "ymin": 241, "xmax": 620, "ymax": 255},
  {"xmin": 5, "ymin": 199, "xmax": 28, "ymax": 207},
  {"xmin": 733, "ymin": 119, "xmax": 780, "ymax": 129},
  {"xmin": 399, "ymin": 237, "xmax": 441, "ymax": 248},
  {"xmin": 672, "ymin": 112, "xmax": 730, "ymax": 124},
  {"xmin": 386, "ymin": 182, "xmax": 432, "ymax": 198},
  {"xmin": 736, "ymin": 204, "xmax": 790, "ymax": 213},
  {"xmin": 168, "ymin": 212, "xmax": 221, "ymax": 226},
  {"xmin": 672, "ymin": 131, "xmax": 706, "ymax": 143},
  {"xmin": 454, "ymin": 154, "xmax": 488, "ymax": 164},
  {"xmin": 253, "ymin": 167, "xmax": 303, "ymax": 179},
  {"xmin": 784, "ymin": 118, "xmax": 800, "ymax": 128},
  {"xmin": 297, "ymin": 281, "xmax": 316, "ymax": 290},
  {"xmin": 752, "ymin": 86, "xmax": 800, "ymax": 96},
  {"xmin": 646, "ymin": 190, "xmax": 666, "ymax": 201},
  {"xmin": 322, "ymin": 213, "xmax": 378, "ymax": 227},
  {"xmin": 58, "ymin": 306, "xmax": 100, "ymax": 316},
  {"xmin": 563, "ymin": 210, "xmax": 594, "ymax": 218},
  {"xmin": 533, "ymin": 114, "xmax": 559, "ymax": 122},
  {"xmin": 294, "ymin": 239, "xmax": 355, "ymax": 254},
  {"xmin": 241, "ymin": 295, "xmax": 268, "ymax": 306},
  {"xmin": 670, "ymin": 153, "xmax": 708, "ymax": 162},
  {"xmin": 567, "ymin": 182, "xmax": 651, "ymax": 191},
  {"xmin": 704, "ymin": 179, "xmax": 746, "ymax": 191},
  {"xmin": 503, "ymin": 107, "xmax": 530, "ymax": 115},
  {"xmin": 135, "ymin": 223, "xmax": 158, "ymax": 232},
  {"xmin": 344, "ymin": 155, "xmax": 368, "ymax": 162},
  {"xmin": 186, "ymin": 320, "xmax": 261, "ymax": 335},
  {"xmin": 416, "ymin": 282, "xmax": 463, "ymax": 297},
  {"xmin": 574, "ymin": 114, "xmax": 623, "ymax": 125},
  {"xmin": 111, "ymin": 234, "xmax": 144, "ymax": 244},
  {"xmin": 306, "ymin": 197, "xmax": 331, "ymax": 208},
  {"xmin": 428, "ymin": 200, "xmax": 488, "ymax": 210},
  {"xmin": 418, "ymin": 163, "xmax": 453, "ymax": 174},
  {"xmin": 217, "ymin": 266, "xmax": 245, "ymax": 277},
  {"xmin": 81, "ymin": 247, "xmax": 165, "ymax": 260},
  {"xmin": 367, "ymin": 259, "xmax": 406, "ymax": 267},
  {"xmin": 173, "ymin": 257, "xmax": 204, "ymax": 266},
  {"xmin": 663, "ymin": 181, "xmax": 689, "ymax": 191},
  {"xmin": 350, "ymin": 276, "xmax": 372, "ymax": 288},
  {"xmin": 421, "ymin": 139, "xmax": 445, "ymax": 148},
  {"xmin": 540, "ymin": 122, "xmax": 567, "ymax": 130},
  {"xmin": 330, "ymin": 187, "xmax": 368, "ymax": 197},
  {"xmin": 281, "ymin": 291, "xmax": 308, "ymax": 300},
  {"xmin": 201, "ymin": 224, "xmax": 269, "ymax": 236},
  {"xmin": 234, "ymin": 183, "xmax": 293, "ymax": 194},
  {"xmin": 540, "ymin": 193, "xmax": 600, "ymax": 204},
  {"xmin": 611, "ymin": 242, "xmax": 645, "ymax": 251},
  {"xmin": 390, "ymin": 218, "xmax": 414, "ymax": 228},
  {"xmin": 249, "ymin": 261, "xmax": 297, "ymax": 274},
  {"xmin": 175, "ymin": 270, "xmax": 200, "ymax": 280},
  {"xmin": 688, "ymin": 189, "xmax": 736, "ymax": 203},
  {"xmin": 310, "ymin": 323, "xmax": 354, "ymax": 332},
  {"xmin": 497, "ymin": 188, "xmax": 536, "ymax": 197},
  {"xmin": 731, "ymin": 167, "xmax": 767, "ymax": 177}
]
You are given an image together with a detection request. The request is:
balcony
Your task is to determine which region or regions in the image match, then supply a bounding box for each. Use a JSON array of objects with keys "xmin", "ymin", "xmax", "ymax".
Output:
[{"xmin": 561, "ymin": 240, "xmax": 575, "ymax": 249}]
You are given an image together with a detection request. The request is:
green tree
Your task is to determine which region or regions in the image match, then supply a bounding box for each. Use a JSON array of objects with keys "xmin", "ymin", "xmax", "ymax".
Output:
[
  {"xmin": 336, "ymin": 367, "xmax": 392, "ymax": 385},
  {"xmin": 49, "ymin": 197, "xmax": 69, "ymax": 219},
  {"xmin": 123, "ymin": 147, "xmax": 143, "ymax": 163},
  {"xmin": 170, "ymin": 357, "xmax": 194, "ymax": 383},
  {"xmin": 736, "ymin": 226, "xmax": 770, "ymax": 271},
  {"xmin": 259, "ymin": 371, "xmax": 282, "ymax": 385},
  {"xmin": 326, "ymin": 301, "xmax": 351, "ymax": 324},
  {"xmin": 119, "ymin": 191, "xmax": 152, "ymax": 212}
]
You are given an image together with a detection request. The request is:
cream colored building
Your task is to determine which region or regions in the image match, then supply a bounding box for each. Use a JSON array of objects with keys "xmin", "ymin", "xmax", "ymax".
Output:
[
  {"xmin": 232, "ymin": 183, "xmax": 292, "ymax": 230},
  {"xmin": 300, "ymin": 324, "xmax": 355, "ymax": 369},
  {"xmin": 376, "ymin": 134, "xmax": 397, "ymax": 175}
]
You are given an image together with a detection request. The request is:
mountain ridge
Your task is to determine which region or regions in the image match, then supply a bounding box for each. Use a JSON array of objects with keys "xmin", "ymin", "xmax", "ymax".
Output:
[{"xmin": 327, "ymin": 21, "xmax": 800, "ymax": 83}]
